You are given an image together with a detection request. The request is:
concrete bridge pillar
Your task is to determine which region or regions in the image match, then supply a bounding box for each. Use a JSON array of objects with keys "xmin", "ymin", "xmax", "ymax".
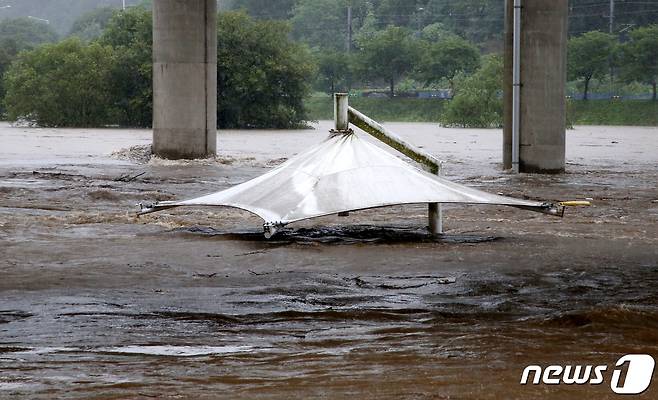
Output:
[
  {"xmin": 503, "ymin": 0, "xmax": 568, "ymax": 173},
  {"xmin": 152, "ymin": 0, "xmax": 217, "ymax": 159}
]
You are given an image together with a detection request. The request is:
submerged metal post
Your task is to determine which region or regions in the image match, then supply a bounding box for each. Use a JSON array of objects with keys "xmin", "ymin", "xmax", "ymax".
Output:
[
  {"xmin": 429, "ymin": 203, "xmax": 442, "ymax": 235},
  {"xmin": 429, "ymin": 167, "xmax": 443, "ymax": 235}
]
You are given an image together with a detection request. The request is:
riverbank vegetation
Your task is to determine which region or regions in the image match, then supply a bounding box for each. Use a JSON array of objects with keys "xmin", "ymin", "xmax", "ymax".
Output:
[
  {"xmin": 306, "ymin": 96, "xmax": 658, "ymax": 127},
  {"xmin": 1, "ymin": 9, "xmax": 315, "ymax": 128},
  {"xmin": 0, "ymin": 1, "xmax": 656, "ymax": 128}
]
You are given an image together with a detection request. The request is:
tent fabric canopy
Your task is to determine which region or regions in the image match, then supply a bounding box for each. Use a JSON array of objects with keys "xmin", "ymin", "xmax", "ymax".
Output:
[{"xmin": 139, "ymin": 131, "xmax": 552, "ymax": 229}]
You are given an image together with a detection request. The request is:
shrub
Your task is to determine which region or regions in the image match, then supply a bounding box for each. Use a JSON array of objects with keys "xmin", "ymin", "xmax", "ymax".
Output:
[
  {"xmin": 99, "ymin": 7, "xmax": 153, "ymax": 128},
  {"xmin": 3, "ymin": 38, "xmax": 117, "ymax": 127},
  {"xmin": 217, "ymin": 11, "xmax": 316, "ymax": 128},
  {"xmin": 441, "ymin": 54, "xmax": 503, "ymax": 128}
]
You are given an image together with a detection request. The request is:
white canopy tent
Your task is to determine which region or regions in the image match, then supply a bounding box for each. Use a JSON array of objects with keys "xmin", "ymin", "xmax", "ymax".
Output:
[{"xmin": 139, "ymin": 130, "xmax": 560, "ymax": 238}]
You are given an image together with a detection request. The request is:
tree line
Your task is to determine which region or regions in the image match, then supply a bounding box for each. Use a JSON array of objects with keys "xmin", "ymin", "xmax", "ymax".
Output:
[
  {"xmin": 2, "ymin": 0, "xmax": 656, "ymax": 44},
  {"xmin": 568, "ymin": 27, "xmax": 658, "ymax": 101},
  {"xmin": 0, "ymin": 5, "xmax": 487, "ymax": 128},
  {"xmin": 0, "ymin": 8, "xmax": 315, "ymax": 128},
  {"xmin": 0, "ymin": 2, "xmax": 656, "ymax": 129},
  {"xmin": 316, "ymin": 23, "xmax": 481, "ymax": 97},
  {"xmin": 225, "ymin": 0, "xmax": 658, "ymax": 49}
]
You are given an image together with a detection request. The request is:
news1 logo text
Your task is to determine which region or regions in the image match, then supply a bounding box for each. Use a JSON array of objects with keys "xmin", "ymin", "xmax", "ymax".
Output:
[{"xmin": 520, "ymin": 354, "xmax": 655, "ymax": 395}]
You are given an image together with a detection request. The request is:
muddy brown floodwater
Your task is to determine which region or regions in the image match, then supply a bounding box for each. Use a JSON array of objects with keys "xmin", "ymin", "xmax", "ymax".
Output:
[{"xmin": 1, "ymin": 121, "xmax": 657, "ymax": 399}]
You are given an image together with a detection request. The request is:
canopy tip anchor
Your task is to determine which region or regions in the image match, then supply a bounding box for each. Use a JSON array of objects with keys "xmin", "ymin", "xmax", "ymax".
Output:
[
  {"xmin": 556, "ymin": 200, "xmax": 592, "ymax": 218},
  {"xmin": 136, "ymin": 202, "xmax": 154, "ymax": 216},
  {"xmin": 263, "ymin": 222, "xmax": 285, "ymax": 239}
]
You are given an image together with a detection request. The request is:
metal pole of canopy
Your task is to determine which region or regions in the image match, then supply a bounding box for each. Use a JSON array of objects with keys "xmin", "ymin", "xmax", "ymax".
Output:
[
  {"xmin": 428, "ymin": 183, "xmax": 442, "ymax": 235},
  {"xmin": 334, "ymin": 93, "xmax": 350, "ymax": 131},
  {"xmin": 333, "ymin": 93, "xmax": 444, "ymax": 235},
  {"xmin": 511, "ymin": 0, "xmax": 522, "ymax": 173}
]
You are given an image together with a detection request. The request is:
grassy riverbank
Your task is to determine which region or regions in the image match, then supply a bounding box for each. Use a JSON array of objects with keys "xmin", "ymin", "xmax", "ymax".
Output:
[
  {"xmin": 568, "ymin": 100, "xmax": 658, "ymax": 126},
  {"xmin": 305, "ymin": 96, "xmax": 658, "ymax": 126},
  {"xmin": 304, "ymin": 96, "xmax": 446, "ymax": 123}
]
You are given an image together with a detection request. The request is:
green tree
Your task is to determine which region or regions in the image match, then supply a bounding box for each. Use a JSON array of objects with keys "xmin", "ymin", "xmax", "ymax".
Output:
[
  {"xmin": 3, "ymin": 38, "xmax": 117, "ymax": 127},
  {"xmin": 0, "ymin": 39, "xmax": 20, "ymax": 115},
  {"xmin": 0, "ymin": 17, "xmax": 59, "ymax": 49},
  {"xmin": 421, "ymin": 0, "xmax": 502, "ymax": 44},
  {"xmin": 227, "ymin": 0, "xmax": 297, "ymax": 20},
  {"xmin": 0, "ymin": 18, "xmax": 59, "ymax": 116},
  {"xmin": 3, "ymin": 8, "xmax": 318, "ymax": 129},
  {"xmin": 355, "ymin": 5, "xmax": 378, "ymax": 42},
  {"xmin": 291, "ymin": 0, "xmax": 370, "ymax": 51},
  {"xmin": 375, "ymin": 0, "xmax": 425, "ymax": 29},
  {"xmin": 420, "ymin": 23, "xmax": 456, "ymax": 43},
  {"xmin": 567, "ymin": 31, "xmax": 617, "ymax": 100},
  {"xmin": 291, "ymin": 0, "xmax": 347, "ymax": 51},
  {"xmin": 99, "ymin": 6, "xmax": 153, "ymax": 127},
  {"xmin": 355, "ymin": 26, "xmax": 421, "ymax": 97},
  {"xmin": 217, "ymin": 12, "xmax": 316, "ymax": 128},
  {"xmin": 441, "ymin": 54, "xmax": 503, "ymax": 128},
  {"xmin": 69, "ymin": 7, "xmax": 116, "ymax": 42},
  {"xmin": 620, "ymin": 25, "xmax": 658, "ymax": 101},
  {"xmin": 416, "ymin": 35, "xmax": 480, "ymax": 91},
  {"xmin": 314, "ymin": 49, "xmax": 352, "ymax": 94}
]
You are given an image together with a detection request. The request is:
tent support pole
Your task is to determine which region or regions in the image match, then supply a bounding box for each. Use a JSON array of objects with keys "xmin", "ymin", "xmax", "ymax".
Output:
[
  {"xmin": 335, "ymin": 93, "xmax": 444, "ymax": 235},
  {"xmin": 429, "ymin": 168, "xmax": 443, "ymax": 235},
  {"xmin": 334, "ymin": 93, "xmax": 351, "ymax": 216},
  {"xmin": 334, "ymin": 93, "xmax": 350, "ymax": 131},
  {"xmin": 428, "ymin": 202, "xmax": 442, "ymax": 235}
]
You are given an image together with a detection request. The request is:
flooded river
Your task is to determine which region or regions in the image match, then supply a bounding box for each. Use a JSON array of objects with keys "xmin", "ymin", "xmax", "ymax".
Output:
[{"xmin": 1, "ymin": 122, "xmax": 657, "ymax": 398}]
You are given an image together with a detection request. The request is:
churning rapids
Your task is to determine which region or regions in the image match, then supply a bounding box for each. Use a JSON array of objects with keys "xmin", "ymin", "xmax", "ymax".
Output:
[{"xmin": 1, "ymin": 122, "xmax": 657, "ymax": 399}]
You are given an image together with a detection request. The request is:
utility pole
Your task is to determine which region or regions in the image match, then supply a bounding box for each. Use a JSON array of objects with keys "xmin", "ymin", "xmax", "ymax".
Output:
[
  {"xmin": 416, "ymin": 7, "xmax": 424, "ymax": 37},
  {"xmin": 609, "ymin": 0, "xmax": 615, "ymax": 98},
  {"xmin": 346, "ymin": 5, "xmax": 353, "ymax": 92},
  {"xmin": 511, "ymin": 0, "xmax": 521, "ymax": 173},
  {"xmin": 346, "ymin": 6, "xmax": 352, "ymax": 53},
  {"xmin": 609, "ymin": 0, "xmax": 614, "ymax": 34}
]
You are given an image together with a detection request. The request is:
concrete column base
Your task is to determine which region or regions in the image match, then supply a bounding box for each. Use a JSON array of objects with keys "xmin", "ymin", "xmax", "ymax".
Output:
[
  {"xmin": 503, "ymin": 0, "xmax": 567, "ymax": 173},
  {"xmin": 152, "ymin": 0, "xmax": 217, "ymax": 159}
]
